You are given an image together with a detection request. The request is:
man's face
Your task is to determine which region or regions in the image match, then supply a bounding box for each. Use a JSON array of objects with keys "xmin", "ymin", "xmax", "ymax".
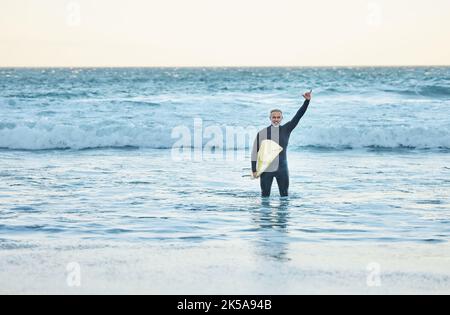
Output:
[{"xmin": 270, "ymin": 111, "xmax": 283, "ymax": 126}]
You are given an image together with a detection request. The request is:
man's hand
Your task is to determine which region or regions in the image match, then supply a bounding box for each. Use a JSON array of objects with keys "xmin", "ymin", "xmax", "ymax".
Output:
[
  {"xmin": 252, "ymin": 172, "xmax": 258, "ymax": 179},
  {"xmin": 303, "ymin": 90, "xmax": 312, "ymax": 101}
]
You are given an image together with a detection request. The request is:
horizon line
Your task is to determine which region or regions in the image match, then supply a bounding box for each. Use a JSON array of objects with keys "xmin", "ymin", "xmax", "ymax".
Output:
[{"xmin": 1, "ymin": 64, "xmax": 450, "ymax": 69}]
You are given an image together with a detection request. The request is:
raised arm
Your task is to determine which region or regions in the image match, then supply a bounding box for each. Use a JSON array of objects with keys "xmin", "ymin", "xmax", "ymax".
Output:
[{"xmin": 284, "ymin": 91, "xmax": 312, "ymax": 133}]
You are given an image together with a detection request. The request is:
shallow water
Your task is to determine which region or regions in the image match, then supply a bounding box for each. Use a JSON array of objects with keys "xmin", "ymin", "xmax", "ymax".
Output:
[{"xmin": 1, "ymin": 148, "xmax": 449, "ymax": 250}]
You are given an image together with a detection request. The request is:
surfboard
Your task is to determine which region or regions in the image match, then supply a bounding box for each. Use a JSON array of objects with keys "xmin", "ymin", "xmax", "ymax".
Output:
[{"xmin": 255, "ymin": 140, "xmax": 283, "ymax": 178}]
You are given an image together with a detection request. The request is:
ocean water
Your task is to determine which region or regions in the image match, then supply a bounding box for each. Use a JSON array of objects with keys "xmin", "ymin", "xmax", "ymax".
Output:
[{"xmin": 1, "ymin": 67, "xmax": 450, "ymax": 294}]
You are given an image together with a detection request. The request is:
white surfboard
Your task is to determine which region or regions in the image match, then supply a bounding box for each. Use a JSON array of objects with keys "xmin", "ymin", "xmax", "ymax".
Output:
[{"xmin": 255, "ymin": 140, "xmax": 283, "ymax": 178}]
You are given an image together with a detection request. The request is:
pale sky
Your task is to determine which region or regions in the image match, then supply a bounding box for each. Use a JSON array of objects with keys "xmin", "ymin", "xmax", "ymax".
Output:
[{"xmin": 1, "ymin": 0, "xmax": 450, "ymax": 67}]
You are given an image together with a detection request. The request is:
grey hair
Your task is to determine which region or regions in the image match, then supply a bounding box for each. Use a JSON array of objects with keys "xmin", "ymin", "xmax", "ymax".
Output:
[{"xmin": 270, "ymin": 109, "xmax": 283, "ymax": 117}]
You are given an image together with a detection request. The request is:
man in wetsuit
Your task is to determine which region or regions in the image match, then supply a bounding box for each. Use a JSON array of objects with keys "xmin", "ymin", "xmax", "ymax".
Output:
[{"xmin": 251, "ymin": 91, "xmax": 312, "ymax": 197}]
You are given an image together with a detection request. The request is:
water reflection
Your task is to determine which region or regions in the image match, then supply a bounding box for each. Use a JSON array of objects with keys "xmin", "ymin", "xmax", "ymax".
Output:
[{"xmin": 251, "ymin": 197, "xmax": 291, "ymax": 262}]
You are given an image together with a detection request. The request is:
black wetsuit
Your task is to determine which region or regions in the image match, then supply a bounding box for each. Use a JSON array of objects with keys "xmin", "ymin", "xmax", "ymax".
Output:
[{"xmin": 251, "ymin": 99, "xmax": 310, "ymax": 197}]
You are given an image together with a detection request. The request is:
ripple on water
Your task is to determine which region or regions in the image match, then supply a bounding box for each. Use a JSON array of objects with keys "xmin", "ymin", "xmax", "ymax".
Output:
[
  {"xmin": 10, "ymin": 206, "xmax": 40, "ymax": 213},
  {"xmin": 0, "ymin": 239, "xmax": 36, "ymax": 250},
  {"xmin": 416, "ymin": 200, "xmax": 443, "ymax": 205}
]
